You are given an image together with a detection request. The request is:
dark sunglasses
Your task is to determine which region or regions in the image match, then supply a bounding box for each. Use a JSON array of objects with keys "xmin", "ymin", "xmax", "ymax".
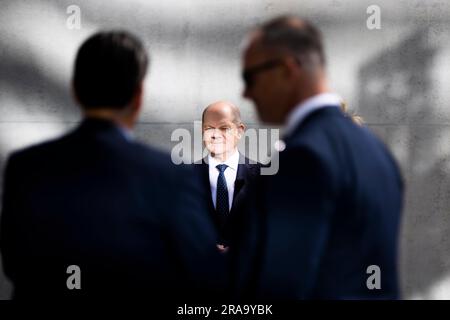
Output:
[{"xmin": 242, "ymin": 59, "xmax": 284, "ymax": 89}]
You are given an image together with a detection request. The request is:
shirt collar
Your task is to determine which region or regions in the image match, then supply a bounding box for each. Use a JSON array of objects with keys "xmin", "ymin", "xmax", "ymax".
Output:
[
  {"xmin": 116, "ymin": 125, "xmax": 134, "ymax": 141},
  {"xmin": 208, "ymin": 149, "xmax": 240, "ymax": 171},
  {"xmin": 284, "ymin": 93, "xmax": 342, "ymax": 137}
]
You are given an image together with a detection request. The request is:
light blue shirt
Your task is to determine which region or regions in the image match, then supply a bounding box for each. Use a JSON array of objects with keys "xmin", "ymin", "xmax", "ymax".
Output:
[{"xmin": 116, "ymin": 125, "xmax": 134, "ymax": 141}]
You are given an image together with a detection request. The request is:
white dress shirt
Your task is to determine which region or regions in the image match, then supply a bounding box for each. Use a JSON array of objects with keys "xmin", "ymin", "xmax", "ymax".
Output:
[
  {"xmin": 208, "ymin": 150, "xmax": 240, "ymax": 210},
  {"xmin": 283, "ymin": 93, "xmax": 342, "ymax": 138}
]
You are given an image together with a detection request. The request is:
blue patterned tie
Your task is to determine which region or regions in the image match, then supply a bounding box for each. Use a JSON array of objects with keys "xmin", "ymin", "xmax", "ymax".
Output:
[{"xmin": 216, "ymin": 164, "xmax": 229, "ymax": 215}]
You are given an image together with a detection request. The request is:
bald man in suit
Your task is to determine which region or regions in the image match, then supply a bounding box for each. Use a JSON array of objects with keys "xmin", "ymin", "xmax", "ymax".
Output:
[{"xmin": 195, "ymin": 101, "xmax": 262, "ymax": 251}]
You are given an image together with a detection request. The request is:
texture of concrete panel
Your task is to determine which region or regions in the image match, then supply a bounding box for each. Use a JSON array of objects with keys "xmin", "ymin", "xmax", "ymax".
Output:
[{"xmin": 371, "ymin": 124, "xmax": 450, "ymax": 298}]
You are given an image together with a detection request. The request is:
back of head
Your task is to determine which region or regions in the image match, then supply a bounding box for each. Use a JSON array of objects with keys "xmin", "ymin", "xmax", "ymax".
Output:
[{"xmin": 73, "ymin": 31, "xmax": 148, "ymax": 110}]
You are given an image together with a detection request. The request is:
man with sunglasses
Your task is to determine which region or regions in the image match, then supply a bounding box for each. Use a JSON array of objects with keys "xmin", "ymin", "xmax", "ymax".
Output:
[{"xmin": 231, "ymin": 16, "xmax": 404, "ymax": 299}]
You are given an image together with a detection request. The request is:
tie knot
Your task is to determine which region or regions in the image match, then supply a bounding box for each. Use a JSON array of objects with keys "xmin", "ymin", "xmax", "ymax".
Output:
[{"xmin": 216, "ymin": 164, "xmax": 228, "ymax": 173}]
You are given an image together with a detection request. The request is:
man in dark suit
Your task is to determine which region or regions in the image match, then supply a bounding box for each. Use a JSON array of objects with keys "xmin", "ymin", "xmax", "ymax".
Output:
[
  {"xmin": 231, "ymin": 16, "xmax": 404, "ymax": 299},
  {"xmin": 195, "ymin": 101, "xmax": 261, "ymax": 251},
  {"xmin": 0, "ymin": 31, "xmax": 224, "ymax": 299}
]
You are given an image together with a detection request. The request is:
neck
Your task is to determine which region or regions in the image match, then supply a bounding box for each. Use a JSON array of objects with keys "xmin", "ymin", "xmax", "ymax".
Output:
[
  {"xmin": 284, "ymin": 78, "xmax": 329, "ymax": 121},
  {"xmin": 83, "ymin": 108, "xmax": 134, "ymax": 130},
  {"xmin": 295, "ymin": 86, "xmax": 329, "ymax": 107},
  {"xmin": 211, "ymin": 148, "xmax": 237, "ymax": 162}
]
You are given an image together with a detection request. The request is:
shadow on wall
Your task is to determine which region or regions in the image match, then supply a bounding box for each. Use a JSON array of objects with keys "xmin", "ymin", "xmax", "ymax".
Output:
[
  {"xmin": 357, "ymin": 28, "xmax": 450, "ymax": 299},
  {"xmin": 0, "ymin": 47, "xmax": 77, "ymax": 301},
  {"xmin": 0, "ymin": 1, "xmax": 84, "ymax": 299}
]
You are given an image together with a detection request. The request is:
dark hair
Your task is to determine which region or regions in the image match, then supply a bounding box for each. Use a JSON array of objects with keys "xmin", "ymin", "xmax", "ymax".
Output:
[
  {"xmin": 73, "ymin": 31, "xmax": 148, "ymax": 109},
  {"xmin": 260, "ymin": 15, "xmax": 325, "ymax": 65}
]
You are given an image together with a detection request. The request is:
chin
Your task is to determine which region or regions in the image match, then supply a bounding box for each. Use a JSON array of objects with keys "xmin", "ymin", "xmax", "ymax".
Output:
[
  {"xmin": 259, "ymin": 112, "xmax": 282, "ymax": 125},
  {"xmin": 256, "ymin": 107, "xmax": 271, "ymax": 123},
  {"xmin": 207, "ymin": 145, "xmax": 225, "ymax": 155},
  {"xmin": 258, "ymin": 113, "xmax": 272, "ymax": 124}
]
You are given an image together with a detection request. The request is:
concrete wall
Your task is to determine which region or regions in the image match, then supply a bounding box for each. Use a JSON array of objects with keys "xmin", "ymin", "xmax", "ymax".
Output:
[{"xmin": 1, "ymin": 0, "xmax": 450, "ymax": 299}]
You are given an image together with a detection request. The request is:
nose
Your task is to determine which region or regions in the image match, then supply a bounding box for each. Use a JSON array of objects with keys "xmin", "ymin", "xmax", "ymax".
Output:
[{"xmin": 211, "ymin": 129, "xmax": 221, "ymax": 139}]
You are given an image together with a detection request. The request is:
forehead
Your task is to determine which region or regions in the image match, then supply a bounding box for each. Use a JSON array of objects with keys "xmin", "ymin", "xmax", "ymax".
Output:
[{"xmin": 203, "ymin": 107, "xmax": 235, "ymax": 125}]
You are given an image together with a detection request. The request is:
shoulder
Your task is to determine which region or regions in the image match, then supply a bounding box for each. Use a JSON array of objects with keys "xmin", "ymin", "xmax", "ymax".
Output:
[
  {"xmin": 5, "ymin": 132, "xmax": 72, "ymax": 169},
  {"xmin": 130, "ymin": 141, "xmax": 172, "ymax": 166},
  {"xmin": 237, "ymin": 156, "xmax": 264, "ymax": 178}
]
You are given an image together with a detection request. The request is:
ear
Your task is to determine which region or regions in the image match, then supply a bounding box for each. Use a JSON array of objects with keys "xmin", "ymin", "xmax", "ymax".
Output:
[
  {"xmin": 130, "ymin": 82, "xmax": 144, "ymax": 112},
  {"xmin": 284, "ymin": 56, "xmax": 302, "ymax": 79},
  {"xmin": 237, "ymin": 123, "xmax": 245, "ymax": 138},
  {"xmin": 71, "ymin": 81, "xmax": 81, "ymax": 106}
]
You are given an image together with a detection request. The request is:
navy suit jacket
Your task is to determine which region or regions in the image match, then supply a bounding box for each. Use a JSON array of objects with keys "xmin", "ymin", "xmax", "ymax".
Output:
[
  {"xmin": 231, "ymin": 107, "xmax": 404, "ymax": 300},
  {"xmin": 0, "ymin": 118, "xmax": 224, "ymax": 299},
  {"xmin": 194, "ymin": 155, "xmax": 261, "ymax": 247}
]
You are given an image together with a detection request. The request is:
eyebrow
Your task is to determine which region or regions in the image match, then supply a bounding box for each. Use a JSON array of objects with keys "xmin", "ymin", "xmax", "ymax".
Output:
[{"xmin": 203, "ymin": 121, "xmax": 234, "ymax": 127}]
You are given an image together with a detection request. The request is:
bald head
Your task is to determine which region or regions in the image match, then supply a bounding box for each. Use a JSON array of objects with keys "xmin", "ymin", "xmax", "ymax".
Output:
[{"xmin": 202, "ymin": 101, "xmax": 242, "ymax": 125}]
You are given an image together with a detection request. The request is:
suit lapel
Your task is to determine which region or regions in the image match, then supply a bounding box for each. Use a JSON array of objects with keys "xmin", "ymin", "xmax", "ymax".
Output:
[
  {"xmin": 200, "ymin": 159, "xmax": 216, "ymax": 215},
  {"xmin": 232, "ymin": 154, "xmax": 249, "ymax": 210},
  {"xmin": 233, "ymin": 164, "xmax": 247, "ymax": 202}
]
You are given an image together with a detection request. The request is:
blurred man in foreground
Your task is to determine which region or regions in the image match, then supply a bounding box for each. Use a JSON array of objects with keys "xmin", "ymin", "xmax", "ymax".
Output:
[
  {"xmin": 232, "ymin": 16, "xmax": 404, "ymax": 299},
  {"xmin": 0, "ymin": 31, "xmax": 223, "ymax": 299}
]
